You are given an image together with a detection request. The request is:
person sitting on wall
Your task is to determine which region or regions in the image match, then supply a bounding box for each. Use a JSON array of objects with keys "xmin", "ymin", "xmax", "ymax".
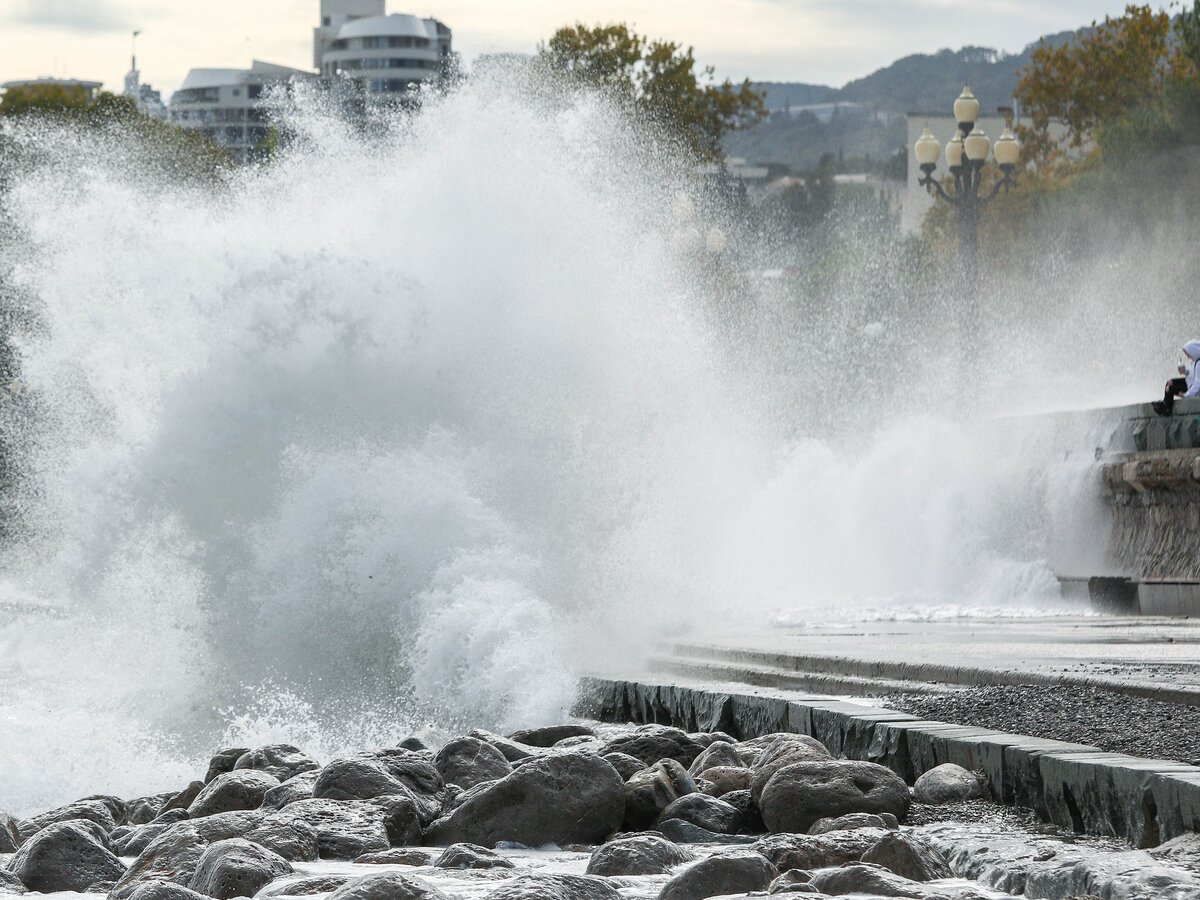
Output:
[{"xmin": 1152, "ymin": 340, "xmax": 1200, "ymax": 416}]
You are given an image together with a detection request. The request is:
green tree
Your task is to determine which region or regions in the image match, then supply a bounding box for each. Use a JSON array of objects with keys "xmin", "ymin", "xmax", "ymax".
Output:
[{"xmin": 540, "ymin": 23, "xmax": 765, "ymax": 160}]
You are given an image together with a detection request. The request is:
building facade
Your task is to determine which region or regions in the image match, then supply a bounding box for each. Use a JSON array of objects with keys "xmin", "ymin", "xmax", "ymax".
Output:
[
  {"xmin": 168, "ymin": 61, "xmax": 314, "ymax": 164},
  {"xmin": 0, "ymin": 78, "xmax": 104, "ymax": 101}
]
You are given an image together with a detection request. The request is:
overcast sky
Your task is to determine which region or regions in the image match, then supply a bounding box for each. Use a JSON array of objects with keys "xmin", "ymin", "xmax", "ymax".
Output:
[{"xmin": 1, "ymin": 0, "xmax": 1141, "ymax": 100}]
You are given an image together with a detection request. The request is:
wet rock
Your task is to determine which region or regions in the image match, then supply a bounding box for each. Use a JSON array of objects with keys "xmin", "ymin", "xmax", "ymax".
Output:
[
  {"xmin": 244, "ymin": 819, "xmax": 320, "ymax": 862},
  {"xmin": 482, "ymin": 873, "xmax": 621, "ymax": 900},
  {"xmin": 268, "ymin": 799, "xmax": 391, "ymax": 860},
  {"xmin": 259, "ymin": 875, "xmax": 354, "ymax": 896},
  {"xmin": 600, "ymin": 725, "xmax": 705, "ymax": 768},
  {"xmin": 913, "ymin": 763, "xmax": 986, "ymax": 805},
  {"xmin": 861, "ymin": 831, "xmax": 952, "ymax": 881},
  {"xmin": 809, "ymin": 813, "xmax": 897, "ymax": 834},
  {"xmin": 0, "ymin": 809, "xmax": 22, "ymax": 853},
  {"xmin": 188, "ymin": 809, "xmax": 264, "ymax": 843},
  {"xmin": 585, "ymin": 834, "xmax": 695, "ymax": 876},
  {"xmin": 233, "ymin": 745, "xmax": 320, "ymax": 782},
  {"xmin": 314, "ymin": 751, "xmax": 443, "ymax": 825},
  {"xmin": 188, "ymin": 770, "xmax": 279, "ymax": 818},
  {"xmin": 123, "ymin": 795, "xmax": 172, "ymax": 827},
  {"xmin": 204, "ymin": 749, "xmax": 249, "ymax": 785},
  {"xmin": 434, "ymin": 843, "xmax": 515, "ymax": 869},
  {"xmin": 754, "ymin": 829, "xmax": 889, "ymax": 873},
  {"xmin": 688, "ymin": 740, "xmax": 743, "ymax": 776},
  {"xmin": 721, "ymin": 790, "xmax": 765, "ymax": 834},
  {"xmin": 187, "ymin": 838, "xmax": 292, "ymax": 900},
  {"xmin": 150, "ymin": 808, "xmax": 191, "ymax": 827},
  {"xmin": 122, "ymin": 883, "xmax": 212, "ymax": 900},
  {"xmin": 425, "ymin": 751, "xmax": 624, "ymax": 847},
  {"xmin": 659, "ymin": 793, "xmax": 742, "ymax": 834},
  {"xmin": 738, "ymin": 733, "xmax": 828, "ymax": 765},
  {"xmin": 261, "ymin": 771, "xmax": 320, "ymax": 812},
  {"xmin": 354, "ymin": 847, "xmax": 433, "ymax": 865},
  {"xmin": 468, "ymin": 730, "xmax": 541, "ymax": 763},
  {"xmin": 434, "ymin": 737, "xmax": 513, "ymax": 789},
  {"xmin": 750, "ymin": 736, "xmax": 834, "ymax": 803},
  {"xmin": 110, "ymin": 823, "xmax": 209, "ymax": 900},
  {"xmin": 657, "ymin": 819, "xmax": 758, "ymax": 845},
  {"xmin": 7, "ymin": 820, "xmax": 126, "ymax": 893},
  {"xmin": 759, "ymin": 761, "xmax": 910, "ymax": 834},
  {"xmin": 18, "ymin": 798, "xmax": 118, "ymax": 839},
  {"xmin": 699, "ymin": 766, "xmax": 752, "ymax": 797},
  {"xmin": 327, "ymin": 871, "xmax": 449, "ymax": 900},
  {"xmin": 624, "ymin": 759, "xmax": 696, "ymax": 830},
  {"xmin": 162, "ymin": 782, "xmax": 205, "ymax": 815},
  {"xmin": 507, "ymin": 725, "xmax": 595, "ymax": 747},
  {"xmin": 600, "ymin": 752, "xmax": 644, "ymax": 781},
  {"xmin": 659, "ymin": 850, "xmax": 778, "ymax": 900},
  {"xmin": 0, "ymin": 870, "xmax": 25, "ymax": 895},
  {"xmin": 808, "ymin": 863, "xmax": 927, "ymax": 898},
  {"xmin": 767, "ymin": 869, "xmax": 815, "ymax": 893},
  {"xmin": 117, "ymin": 822, "xmax": 177, "ymax": 857}
]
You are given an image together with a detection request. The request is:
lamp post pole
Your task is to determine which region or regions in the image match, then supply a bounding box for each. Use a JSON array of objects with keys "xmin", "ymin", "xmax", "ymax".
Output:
[{"xmin": 913, "ymin": 87, "xmax": 1022, "ymax": 279}]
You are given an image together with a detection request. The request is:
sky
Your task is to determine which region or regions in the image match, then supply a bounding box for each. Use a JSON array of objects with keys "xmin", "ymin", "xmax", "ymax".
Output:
[{"xmin": 0, "ymin": 0, "xmax": 1143, "ymax": 101}]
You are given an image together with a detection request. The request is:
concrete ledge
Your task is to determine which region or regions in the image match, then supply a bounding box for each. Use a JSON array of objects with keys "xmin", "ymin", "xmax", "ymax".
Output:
[{"xmin": 577, "ymin": 676, "xmax": 1200, "ymax": 847}]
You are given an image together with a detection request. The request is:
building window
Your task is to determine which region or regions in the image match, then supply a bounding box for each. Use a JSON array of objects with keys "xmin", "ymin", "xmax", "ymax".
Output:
[
  {"xmin": 387, "ymin": 36, "xmax": 413, "ymax": 48},
  {"xmin": 331, "ymin": 39, "xmax": 348, "ymax": 50},
  {"xmin": 232, "ymin": 88, "xmax": 241, "ymax": 97},
  {"xmin": 362, "ymin": 36, "xmax": 386, "ymax": 49},
  {"xmin": 248, "ymin": 84, "xmax": 262, "ymax": 99},
  {"xmin": 322, "ymin": 15, "xmax": 331, "ymax": 25}
]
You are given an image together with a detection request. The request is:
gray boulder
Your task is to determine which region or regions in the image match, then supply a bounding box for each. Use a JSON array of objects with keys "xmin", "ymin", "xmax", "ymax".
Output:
[
  {"xmin": 233, "ymin": 745, "xmax": 320, "ymax": 782},
  {"xmin": 122, "ymin": 883, "xmax": 212, "ymax": 900},
  {"xmin": 150, "ymin": 809, "xmax": 191, "ymax": 827},
  {"xmin": 698, "ymin": 766, "xmax": 752, "ymax": 797},
  {"xmin": 187, "ymin": 838, "xmax": 292, "ymax": 900},
  {"xmin": 808, "ymin": 863, "xmax": 927, "ymax": 898},
  {"xmin": 468, "ymin": 730, "xmax": 540, "ymax": 763},
  {"xmin": 189, "ymin": 809, "xmax": 264, "ymax": 843},
  {"xmin": 433, "ymin": 737, "xmax": 513, "ymax": 789},
  {"xmin": 861, "ymin": 832, "xmax": 953, "ymax": 881},
  {"xmin": 7, "ymin": 820, "xmax": 126, "ymax": 893},
  {"xmin": 721, "ymin": 790, "xmax": 765, "ymax": 834},
  {"xmin": 809, "ymin": 813, "xmax": 897, "ymax": 834},
  {"xmin": 267, "ymin": 799, "xmax": 391, "ymax": 860},
  {"xmin": 482, "ymin": 874, "xmax": 621, "ymax": 900},
  {"xmin": 327, "ymin": 871, "xmax": 449, "ymax": 900},
  {"xmin": 244, "ymin": 819, "xmax": 320, "ymax": 861},
  {"xmin": 188, "ymin": 770, "xmax": 279, "ymax": 818},
  {"xmin": 750, "ymin": 736, "xmax": 833, "ymax": 803},
  {"xmin": 754, "ymin": 829, "xmax": 889, "ymax": 873},
  {"xmin": 913, "ymin": 763, "xmax": 986, "ymax": 805},
  {"xmin": 122, "ymin": 795, "xmax": 172, "ymax": 827},
  {"xmin": 507, "ymin": 725, "xmax": 595, "ymax": 747},
  {"xmin": 204, "ymin": 748, "xmax": 250, "ymax": 784},
  {"xmin": 0, "ymin": 870, "xmax": 26, "ymax": 895},
  {"xmin": 354, "ymin": 848, "xmax": 433, "ymax": 865},
  {"xmin": 313, "ymin": 752, "xmax": 443, "ymax": 824},
  {"xmin": 259, "ymin": 875, "xmax": 354, "ymax": 896},
  {"xmin": 657, "ymin": 820, "xmax": 758, "ymax": 845},
  {"xmin": 688, "ymin": 740, "xmax": 743, "ymax": 776},
  {"xmin": 624, "ymin": 759, "xmax": 696, "ymax": 830},
  {"xmin": 659, "ymin": 793, "xmax": 741, "ymax": 834},
  {"xmin": 585, "ymin": 834, "xmax": 695, "ymax": 876},
  {"xmin": 759, "ymin": 761, "xmax": 910, "ymax": 834},
  {"xmin": 161, "ymin": 782, "xmax": 205, "ymax": 815},
  {"xmin": 600, "ymin": 752, "xmax": 644, "ymax": 781},
  {"xmin": 767, "ymin": 869, "xmax": 815, "ymax": 893},
  {"xmin": 600, "ymin": 725, "xmax": 705, "ymax": 768},
  {"xmin": 18, "ymin": 798, "xmax": 117, "ymax": 840},
  {"xmin": 261, "ymin": 771, "xmax": 320, "ymax": 811},
  {"xmin": 425, "ymin": 751, "xmax": 624, "ymax": 847},
  {"xmin": 433, "ymin": 843, "xmax": 514, "ymax": 869},
  {"xmin": 738, "ymin": 733, "xmax": 828, "ymax": 765},
  {"xmin": 109, "ymin": 823, "xmax": 209, "ymax": 900},
  {"xmin": 659, "ymin": 850, "xmax": 778, "ymax": 900},
  {"xmin": 117, "ymin": 821, "xmax": 177, "ymax": 857},
  {"xmin": 0, "ymin": 809, "xmax": 22, "ymax": 853}
]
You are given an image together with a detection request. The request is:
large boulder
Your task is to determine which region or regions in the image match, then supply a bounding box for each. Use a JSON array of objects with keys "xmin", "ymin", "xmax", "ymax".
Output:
[
  {"xmin": 809, "ymin": 813, "xmax": 897, "ymax": 834},
  {"xmin": 808, "ymin": 863, "xmax": 928, "ymax": 898},
  {"xmin": 600, "ymin": 753, "xmax": 644, "ymax": 781},
  {"xmin": 585, "ymin": 834, "xmax": 695, "ymax": 876},
  {"xmin": 749, "ymin": 736, "xmax": 833, "ymax": 803},
  {"xmin": 354, "ymin": 848, "xmax": 433, "ymax": 865},
  {"xmin": 659, "ymin": 850, "xmax": 778, "ymax": 900},
  {"xmin": 482, "ymin": 874, "xmax": 621, "ymax": 900},
  {"xmin": 267, "ymin": 799, "xmax": 388, "ymax": 860},
  {"xmin": 161, "ymin": 782, "xmax": 206, "ymax": 815},
  {"xmin": 109, "ymin": 824, "xmax": 210, "ymax": 900},
  {"xmin": 657, "ymin": 819, "xmax": 757, "ymax": 845},
  {"xmin": 244, "ymin": 819, "xmax": 320, "ymax": 862},
  {"xmin": 259, "ymin": 875, "xmax": 353, "ymax": 897},
  {"xmin": 326, "ymin": 871, "xmax": 449, "ymax": 900},
  {"xmin": 122, "ymin": 795, "xmax": 173, "ymax": 827},
  {"xmin": 261, "ymin": 771, "xmax": 320, "ymax": 812},
  {"xmin": 754, "ymin": 829, "xmax": 889, "ymax": 873},
  {"xmin": 600, "ymin": 726, "xmax": 705, "ymax": 768},
  {"xmin": 759, "ymin": 761, "xmax": 910, "ymax": 834},
  {"xmin": 624, "ymin": 759, "xmax": 695, "ymax": 830},
  {"xmin": 313, "ymin": 751, "xmax": 443, "ymax": 824},
  {"xmin": 0, "ymin": 809, "xmax": 22, "ymax": 853},
  {"xmin": 721, "ymin": 790, "xmax": 765, "ymax": 835},
  {"xmin": 913, "ymin": 763, "xmax": 986, "ymax": 805},
  {"xmin": 658, "ymin": 793, "xmax": 742, "ymax": 835},
  {"xmin": 116, "ymin": 822, "xmax": 178, "ymax": 858},
  {"xmin": 426, "ymin": 751, "xmax": 624, "ymax": 847},
  {"xmin": 861, "ymin": 832, "xmax": 953, "ymax": 881},
  {"xmin": 187, "ymin": 838, "xmax": 292, "ymax": 900},
  {"xmin": 688, "ymin": 740, "xmax": 743, "ymax": 776},
  {"xmin": 433, "ymin": 737, "xmax": 513, "ymax": 789},
  {"xmin": 188, "ymin": 770, "xmax": 280, "ymax": 818},
  {"xmin": 18, "ymin": 798, "xmax": 117, "ymax": 840},
  {"xmin": 506, "ymin": 725, "xmax": 595, "ymax": 747},
  {"xmin": 433, "ymin": 843, "xmax": 514, "ymax": 869},
  {"xmin": 233, "ymin": 745, "xmax": 319, "ymax": 781},
  {"xmin": 698, "ymin": 766, "xmax": 752, "ymax": 797},
  {"xmin": 6, "ymin": 820, "xmax": 126, "ymax": 893},
  {"xmin": 204, "ymin": 749, "xmax": 250, "ymax": 784},
  {"xmin": 468, "ymin": 730, "xmax": 540, "ymax": 763}
]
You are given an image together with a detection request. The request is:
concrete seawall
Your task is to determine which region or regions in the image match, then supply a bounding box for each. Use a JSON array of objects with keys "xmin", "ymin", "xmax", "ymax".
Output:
[{"xmin": 577, "ymin": 676, "xmax": 1200, "ymax": 848}]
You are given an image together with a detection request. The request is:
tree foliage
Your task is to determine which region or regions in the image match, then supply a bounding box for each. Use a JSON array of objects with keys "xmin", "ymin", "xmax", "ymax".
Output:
[{"xmin": 540, "ymin": 23, "xmax": 765, "ymax": 160}]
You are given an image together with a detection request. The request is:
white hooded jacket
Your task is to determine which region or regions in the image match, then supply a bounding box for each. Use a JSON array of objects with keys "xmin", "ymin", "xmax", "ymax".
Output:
[{"xmin": 1185, "ymin": 340, "xmax": 1200, "ymax": 398}]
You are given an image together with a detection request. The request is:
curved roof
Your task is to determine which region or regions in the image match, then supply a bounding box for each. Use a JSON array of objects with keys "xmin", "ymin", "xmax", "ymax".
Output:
[
  {"xmin": 180, "ymin": 69, "xmax": 247, "ymax": 90},
  {"xmin": 336, "ymin": 14, "xmax": 438, "ymax": 40}
]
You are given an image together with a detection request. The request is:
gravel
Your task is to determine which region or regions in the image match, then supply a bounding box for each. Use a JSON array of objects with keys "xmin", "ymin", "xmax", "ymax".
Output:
[{"xmin": 880, "ymin": 683, "xmax": 1200, "ymax": 765}]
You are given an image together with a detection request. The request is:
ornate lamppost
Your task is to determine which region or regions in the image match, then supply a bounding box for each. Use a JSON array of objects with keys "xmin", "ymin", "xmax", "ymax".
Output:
[{"xmin": 913, "ymin": 87, "xmax": 1022, "ymax": 276}]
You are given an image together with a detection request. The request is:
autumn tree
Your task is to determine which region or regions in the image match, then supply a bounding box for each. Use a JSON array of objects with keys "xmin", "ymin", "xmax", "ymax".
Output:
[{"xmin": 540, "ymin": 23, "xmax": 765, "ymax": 160}]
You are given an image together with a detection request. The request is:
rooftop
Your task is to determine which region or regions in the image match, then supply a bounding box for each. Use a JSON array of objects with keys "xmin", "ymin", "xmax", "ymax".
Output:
[{"xmin": 336, "ymin": 13, "xmax": 440, "ymax": 40}]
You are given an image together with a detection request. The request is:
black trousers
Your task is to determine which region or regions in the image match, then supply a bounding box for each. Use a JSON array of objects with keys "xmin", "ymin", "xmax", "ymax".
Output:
[{"xmin": 1162, "ymin": 377, "xmax": 1189, "ymax": 412}]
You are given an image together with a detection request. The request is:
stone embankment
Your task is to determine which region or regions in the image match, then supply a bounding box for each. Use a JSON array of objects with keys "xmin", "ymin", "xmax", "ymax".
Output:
[{"xmin": 3, "ymin": 714, "xmax": 1200, "ymax": 900}]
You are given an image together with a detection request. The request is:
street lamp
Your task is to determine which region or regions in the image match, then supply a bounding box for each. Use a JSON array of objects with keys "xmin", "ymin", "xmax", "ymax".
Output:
[{"xmin": 914, "ymin": 87, "xmax": 1021, "ymax": 275}]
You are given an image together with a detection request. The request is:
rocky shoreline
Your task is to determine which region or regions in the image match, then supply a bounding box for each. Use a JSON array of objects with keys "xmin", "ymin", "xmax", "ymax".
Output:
[{"xmin": 3, "ymin": 721, "xmax": 1200, "ymax": 899}]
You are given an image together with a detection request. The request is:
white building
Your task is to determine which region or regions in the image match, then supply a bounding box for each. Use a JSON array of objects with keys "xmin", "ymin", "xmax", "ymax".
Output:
[
  {"xmin": 315, "ymin": 0, "xmax": 452, "ymax": 100},
  {"xmin": 168, "ymin": 61, "xmax": 314, "ymax": 163}
]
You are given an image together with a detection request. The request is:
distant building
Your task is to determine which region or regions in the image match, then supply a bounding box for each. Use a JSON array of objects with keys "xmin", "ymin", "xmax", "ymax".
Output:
[
  {"xmin": 168, "ymin": 61, "xmax": 315, "ymax": 163},
  {"xmin": 124, "ymin": 57, "xmax": 167, "ymax": 120},
  {"xmin": 315, "ymin": 0, "xmax": 452, "ymax": 101},
  {"xmin": 779, "ymin": 101, "xmax": 862, "ymax": 123},
  {"xmin": 1, "ymin": 78, "xmax": 104, "ymax": 100}
]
